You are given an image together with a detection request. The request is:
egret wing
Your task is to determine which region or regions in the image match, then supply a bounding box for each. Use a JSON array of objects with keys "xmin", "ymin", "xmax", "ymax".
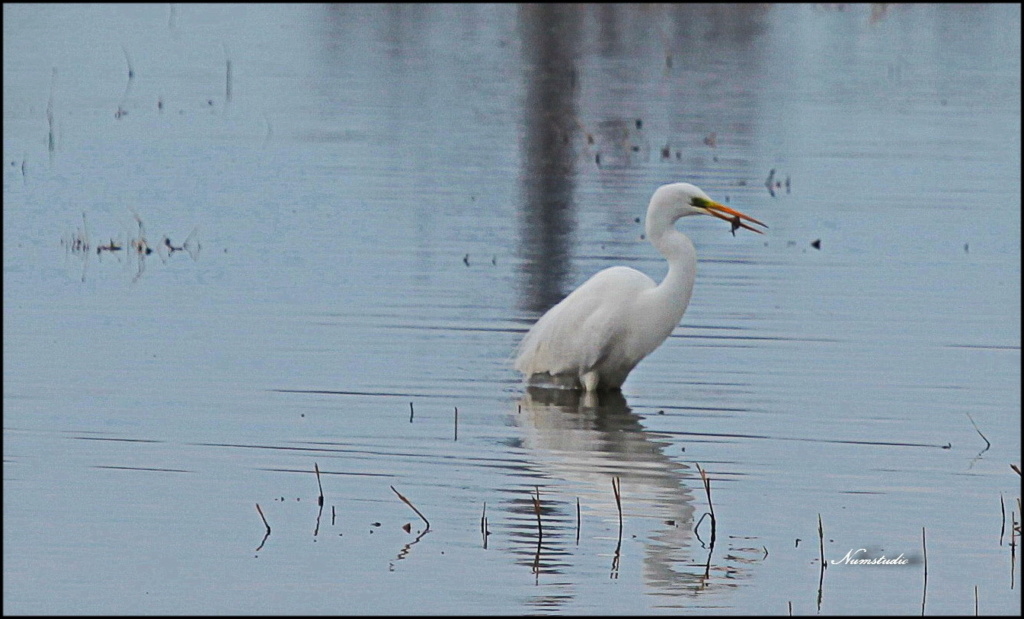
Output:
[{"xmin": 515, "ymin": 266, "xmax": 654, "ymax": 380}]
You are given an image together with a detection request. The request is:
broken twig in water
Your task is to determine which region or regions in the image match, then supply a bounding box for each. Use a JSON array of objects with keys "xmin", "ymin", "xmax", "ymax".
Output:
[
  {"xmin": 254, "ymin": 503, "xmax": 271, "ymax": 552},
  {"xmin": 256, "ymin": 503, "xmax": 270, "ymax": 534},
  {"xmin": 391, "ymin": 485, "xmax": 430, "ymax": 530},
  {"xmin": 966, "ymin": 413, "xmax": 991, "ymax": 450}
]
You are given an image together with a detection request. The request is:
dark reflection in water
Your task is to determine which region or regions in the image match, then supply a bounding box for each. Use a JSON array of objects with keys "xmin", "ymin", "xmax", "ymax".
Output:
[
  {"xmin": 517, "ymin": 4, "xmax": 581, "ymax": 314},
  {"xmin": 670, "ymin": 4, "xmax": 769, "ymax": 46},
  {"xmin": 503, "ymin": 387, "xmax": 744, "ymax": 607},
  {"xmin": 514, "ymin": 4, "xmax": 772, "ymax": 320}
]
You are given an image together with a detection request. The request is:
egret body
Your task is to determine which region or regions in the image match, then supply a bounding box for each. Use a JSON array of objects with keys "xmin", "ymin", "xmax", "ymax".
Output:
[{"xmin": 515, "ymin": 183, "xmax": 766, "ymax": 392}]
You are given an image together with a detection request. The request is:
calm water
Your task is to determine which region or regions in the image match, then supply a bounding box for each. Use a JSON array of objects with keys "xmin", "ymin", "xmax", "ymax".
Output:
[{"xmin": 4, "ymin": 4, "xmax": 1020, "ymax": 615}]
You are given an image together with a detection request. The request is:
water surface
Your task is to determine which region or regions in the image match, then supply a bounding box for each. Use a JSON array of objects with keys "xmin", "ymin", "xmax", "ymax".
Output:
[{"xmin": 4, "ymin": 4, "xmax": 1020, "ymax": 615}]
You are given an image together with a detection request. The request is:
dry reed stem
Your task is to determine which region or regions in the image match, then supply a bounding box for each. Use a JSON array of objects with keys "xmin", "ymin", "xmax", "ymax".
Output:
[
  {"xmin": 818, "ymin": 514, "xmax": 825, "ymax": 569},
  {"xmin": 695, "ymin": 464, "xmax": 716, "ymax": 545},
  {"xmin": 612, "ymin": 476, "xmax": 622, "ymax": 537},
  {"xmin": 391, "ymin": 485, "xmax": 430, "ymax": 530},
  {"xmin": 921, "ymin": 526, "xmax": 928, "ymax": 615},
  {"xmin": 314, "ymin": 462, "xmax": 324, "ymax": 507},
  {"xmin": 531, "ymin": 486, "xmax": 543, "ymax": 539},
  {"xmin": 1000, "ymin": 493, "xmax": 1006, "ymax": 546},
  {"xmin": 576, "ymin": 497, "xmax": 581, "ymax": 545},
  {"xmin": 255, "ymin": 503, "xmax": 270, "ymax": 533},
  {"xmin": 966, "ymin": 413, "xmax": 991, "ymax": 450}
]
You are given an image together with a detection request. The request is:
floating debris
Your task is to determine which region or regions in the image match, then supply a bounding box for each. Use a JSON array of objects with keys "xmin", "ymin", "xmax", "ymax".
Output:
[
  {"xmin": 159, "ymin": 226, "xmax": 200, "ymax": 261},
  {"xmin": 63, "ymin": 211, "xmax": 200, "ymax": 282},
  {"xmin": 131, "ymin": 237, "xmax": 151, "ymax": 256},
  {"xmin": 96, "ymin": 238, "xmax": 122, "ymax": 254}
]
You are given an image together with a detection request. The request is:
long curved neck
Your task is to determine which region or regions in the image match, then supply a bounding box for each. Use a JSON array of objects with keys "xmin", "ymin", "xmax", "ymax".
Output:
[{"xmin": 645, "ymin": 216, "xmax": 698, "ymax": 325}]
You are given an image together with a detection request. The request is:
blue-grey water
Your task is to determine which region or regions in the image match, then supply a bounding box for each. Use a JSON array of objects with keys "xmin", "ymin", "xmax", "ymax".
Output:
[{"xmin": 4, "ymin": 4, "xmax": 1020, "ymax": 615}]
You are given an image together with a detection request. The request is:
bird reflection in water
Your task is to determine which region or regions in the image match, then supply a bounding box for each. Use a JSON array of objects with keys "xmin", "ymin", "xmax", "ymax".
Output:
[{"xmin": 506, "ymin": 386, "xmax": 724, "ymax": 594}]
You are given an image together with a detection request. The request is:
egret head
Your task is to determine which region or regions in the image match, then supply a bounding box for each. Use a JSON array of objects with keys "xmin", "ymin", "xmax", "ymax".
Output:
[{"xmin": 649, "ymin": 183, "xmax": 767, "ymax": 235}]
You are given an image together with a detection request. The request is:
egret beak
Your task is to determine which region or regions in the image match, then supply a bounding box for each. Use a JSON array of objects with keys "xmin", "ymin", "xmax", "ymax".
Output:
[{"xmin": 695, "ymin": 198, "xmax": 768, "ymax": 234}]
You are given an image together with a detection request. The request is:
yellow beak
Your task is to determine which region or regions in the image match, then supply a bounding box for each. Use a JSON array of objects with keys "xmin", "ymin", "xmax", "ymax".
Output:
[{"xmin": 701, "ymin": 200, "xmax": 768, "ymax": 234}]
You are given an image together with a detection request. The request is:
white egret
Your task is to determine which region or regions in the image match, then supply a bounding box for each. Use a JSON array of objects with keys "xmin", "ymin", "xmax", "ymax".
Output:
[{"xmin": 515, "ymin": 182, "xmax": 766, "ymax": 392}]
